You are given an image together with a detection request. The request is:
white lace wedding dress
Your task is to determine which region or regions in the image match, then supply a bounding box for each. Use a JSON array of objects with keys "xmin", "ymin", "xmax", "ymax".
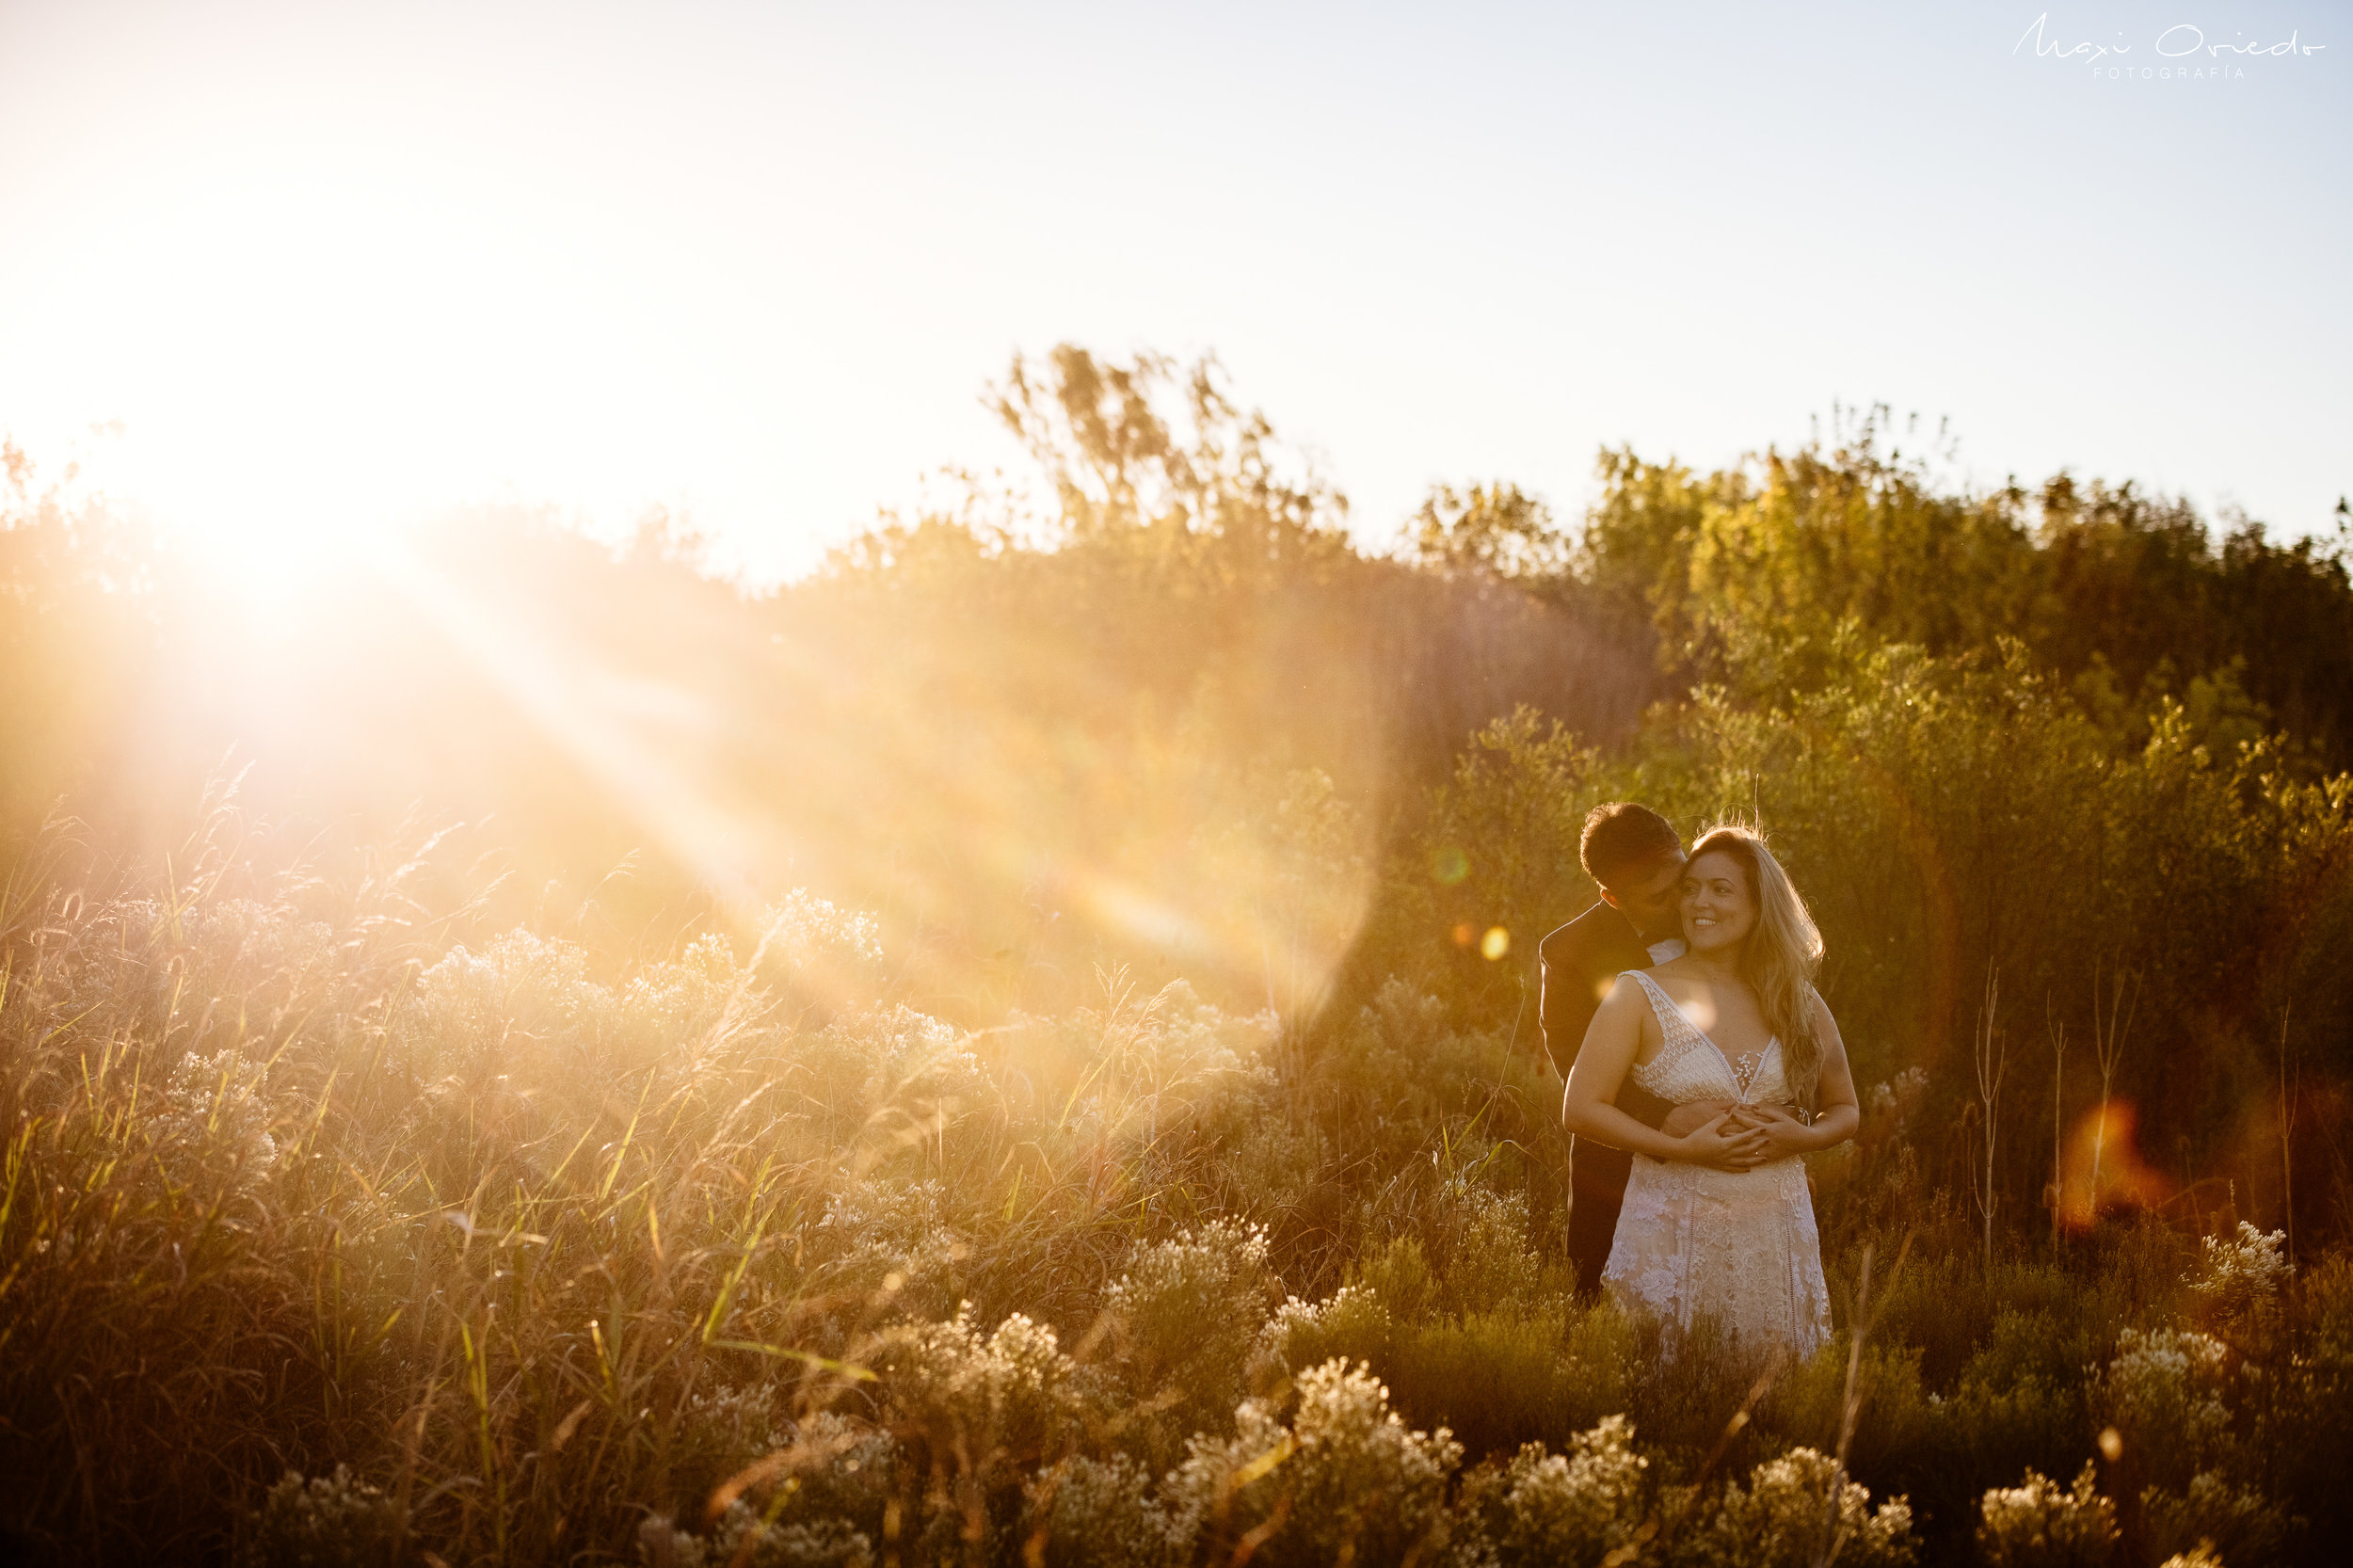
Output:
[{"xmin": 1601, "ymin": 970, "xmax": 1833, "ymax": 1358}]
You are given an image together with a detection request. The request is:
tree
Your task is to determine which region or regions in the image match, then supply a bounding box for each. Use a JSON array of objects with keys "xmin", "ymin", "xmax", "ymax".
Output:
[
  {"xmin": 986, "ymin": 344, "xmax": 1353, "ymax": 585},
  {"xmin": 1405, "ymin": 481, "xmax": 1573, "ymax": 583}
]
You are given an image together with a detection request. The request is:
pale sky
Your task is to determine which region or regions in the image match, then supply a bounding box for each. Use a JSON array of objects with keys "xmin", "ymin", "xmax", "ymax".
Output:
[{"xmin": 0, "ymin": 0, "xmax": 2345, "ymax": 586}]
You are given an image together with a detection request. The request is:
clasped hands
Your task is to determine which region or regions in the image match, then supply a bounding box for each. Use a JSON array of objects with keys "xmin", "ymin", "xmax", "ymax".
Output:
[{"xmin": 1658, "ymin": 1098, "xmax": 1806, "ymax": 1171}]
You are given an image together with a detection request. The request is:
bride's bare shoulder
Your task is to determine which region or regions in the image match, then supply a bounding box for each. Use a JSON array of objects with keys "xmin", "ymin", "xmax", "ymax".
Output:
[{"xmin": 1595, "ymin": 969, "xmax": 1661, "ymax": 1016}]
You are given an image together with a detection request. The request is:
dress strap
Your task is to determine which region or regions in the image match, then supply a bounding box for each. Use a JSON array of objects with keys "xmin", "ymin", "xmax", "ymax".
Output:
[
  {"xmin": 1619, "ymin": 970, "xmax": 1676, "ymax": 1036},
  {"xmin": 1622, "ymin": 969, "xmax": 1671, "ymax": 1008}
]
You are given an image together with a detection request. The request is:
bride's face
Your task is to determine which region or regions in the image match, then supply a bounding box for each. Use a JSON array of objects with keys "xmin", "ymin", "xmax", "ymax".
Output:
[{"xmin": 1680, "ymin": 850, "xmax": 1756, "ymax": 954}]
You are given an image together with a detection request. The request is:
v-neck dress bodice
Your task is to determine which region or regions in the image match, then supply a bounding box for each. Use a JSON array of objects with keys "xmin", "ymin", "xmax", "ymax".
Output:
[
  {"xmin": 1624, "ymin": 971, "xmax": 1788, "ymax": 1107},
  {"xmin": 1600, "ymin": 969, "xmax": 1832, "ymax": 1359}
]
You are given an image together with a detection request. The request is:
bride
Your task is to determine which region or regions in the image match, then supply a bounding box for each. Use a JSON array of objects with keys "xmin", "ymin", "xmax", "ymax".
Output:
[{"xmin": 1561, "ymin": 824, "xmax": 1860, "ymax": 1357}]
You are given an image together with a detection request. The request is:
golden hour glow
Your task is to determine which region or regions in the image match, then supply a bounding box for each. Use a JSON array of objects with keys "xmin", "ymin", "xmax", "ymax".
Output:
[
  {"xmin": 362, "ymin": 529, "xmax": 778, "ymax": 917},
  {"xmin": 3, "ymin": 7, "xmax": 2346, "ymax": 1563}
]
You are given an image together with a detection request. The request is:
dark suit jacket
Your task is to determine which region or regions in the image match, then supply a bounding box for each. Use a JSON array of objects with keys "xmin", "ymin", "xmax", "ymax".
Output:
[
  {"xmin": 1540, "ymin": 899, "xmax": 1681, "ymax": 1291},
  {"xmin": 1537, "ymin": 901, "xmax": 1675, "ymax": 1135}
]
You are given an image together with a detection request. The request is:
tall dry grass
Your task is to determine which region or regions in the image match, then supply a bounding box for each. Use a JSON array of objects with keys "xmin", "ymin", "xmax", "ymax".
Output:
[{"xmin": 7, "ymin": 784, "xmax": 2353, "ymax": 1567}]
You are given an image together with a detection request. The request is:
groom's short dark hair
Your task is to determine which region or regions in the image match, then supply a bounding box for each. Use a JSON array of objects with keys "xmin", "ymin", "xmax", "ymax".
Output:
[{"xmin": 1580, "ymin": 803, "xmax": 1680, "ymax": 887}]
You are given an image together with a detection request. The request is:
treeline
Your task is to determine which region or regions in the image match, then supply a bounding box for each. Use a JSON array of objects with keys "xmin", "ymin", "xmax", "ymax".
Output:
[{"xmin": 1563, "ymin": 417, "xmax": 2353, "ymax": 766}]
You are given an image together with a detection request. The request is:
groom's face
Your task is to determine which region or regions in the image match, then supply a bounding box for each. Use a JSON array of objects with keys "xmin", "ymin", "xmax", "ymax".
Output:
[{"xmin": 1603, "ymin": 850, "xmax": 1688, "ymax": 940}]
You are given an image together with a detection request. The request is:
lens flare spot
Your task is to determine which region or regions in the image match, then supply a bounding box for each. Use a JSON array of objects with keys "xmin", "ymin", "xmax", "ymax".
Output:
[
  {"xmin": 1481, "ymin": 925, "xmax": 1510, "ymax": 961},
  {"xmin": 2057, "ymin": 1100, "xmax": 2172, "ymax": 1229},
  {"xmin": 1433, "ymin": 845, "xmax": 1470, "ymax": 886},
  {"xmin": 1452, "ymin": 922, "xmax": 1477, "ymax": 947}
]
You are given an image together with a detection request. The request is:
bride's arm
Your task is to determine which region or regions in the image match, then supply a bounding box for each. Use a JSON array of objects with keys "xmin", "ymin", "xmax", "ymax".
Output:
[
  {"xmin": 1806, "ymin": 996, "xmax": 1862, "ymax": 1147},
  {"xmin": 1564, "ymin": 979, "xmax": 1761, "ymax": 1168}
]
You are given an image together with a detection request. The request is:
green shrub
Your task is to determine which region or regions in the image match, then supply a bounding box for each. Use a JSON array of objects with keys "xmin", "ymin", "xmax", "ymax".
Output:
[
  {"xmin": 768, "ymin": 1413, "xmax": 904, "ymax": 1536},
  {"xmin": 2093, "ymin": 1328, "xmax": 2234, "ymax": 1494},
  {"xmin": 1164, "ymin": 1357, "xmax": 1463, "ymax": 1567},
  {"xmin": 1974, "ymin": 1464, "xmax": 2117, "ymax": 1568},
  {"xmin": 1388, "ymin": 1307, "xmax": 1609, "ymax": 1462},
  {"xmin": 668, "ymin": 1381, "xmax": 795, "ymax": 1500},
  {"xmin": 638, "ymin": 1509, "xmax": 876, "ymax": 1568},
  {"xmin": 151, "ymin": 1047, "xmax": 282, "ymax": 1195},
  {"xmin": 2139, "ymin": 1471, "xmax": 2289, "ymax": 1567},
  {"xmin": 1615, "ymin": 1310, "xmax": 1769, "ymax": 1472},
  {"xmin": 1676, "ymin": 1446, "xmax": 1918, "ymax": 1568},
  {"xmin": 872, "ymin": 1306, "xmax": 1088, "ymax": 1474},
  {"xmin": 1019, "ymin": 1453, "xmax": 1179, "ymax": 1568},
  {"xmin": 2153, "ymin": 1545, "xmax": 2223, "ymax": 1568},
  {"xmin": 1427, "ymin": 1186, "xmax": 1545, "ymax": 1320},
  {"xmin": 2185, "ymin": 1222, "xmax": 2291, "ymax": 1331},
  {"xmin": 803, "ymin": 1178, "xmax": 971, "ymax": 1335},
  {"xmin": 1762, "ymin": 1337, "xmax": 1933, "ymax": 1498},
  {"xmin": 1924, "ymin": 1367, "xmax": 2089, "ymax": 1544},
  {"xmin": 1350, "ymin": 1233, "xmax": 1439, "ymax": 1321},
  {"xmin": 1453, "ymin": 1416, "xmax": 1650, "ymax": 1567},
  {"xmin": 1255, "ymin": 1284, "xmax": 1395, "ymax": 1386},
  {"xmin": 241, "ymin": 1467, "xmax": 412, "ymax": 1568},
  {"xmin": 1256, "ymin": 1283, "xmax": 1641, "ymax": 1463},
  {"xmin": 2298, "ymin": 1250, "xmax": 2353, "ymax": 1362},
  {"xmin": 1103, "ymin": 1219, "xmax": 1275, "ymax": 1450}
]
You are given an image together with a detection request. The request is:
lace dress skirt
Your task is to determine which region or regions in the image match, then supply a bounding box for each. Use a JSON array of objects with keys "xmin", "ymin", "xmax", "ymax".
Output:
[{"xmin": 1603, "ymin": 1154, "xmax": 1832, "ymax": 1358}]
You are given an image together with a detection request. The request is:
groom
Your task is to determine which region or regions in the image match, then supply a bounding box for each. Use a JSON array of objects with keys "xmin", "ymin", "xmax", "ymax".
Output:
[{"xmin": 1538, "ymin": 802, "xmax": 1689, "ymax": 1293}]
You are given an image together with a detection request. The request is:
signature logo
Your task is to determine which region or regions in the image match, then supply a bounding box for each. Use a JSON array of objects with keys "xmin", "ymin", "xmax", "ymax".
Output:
[{"xmin": 2014, "ymin": 12, "xmax": 2326, "ymax": 72}]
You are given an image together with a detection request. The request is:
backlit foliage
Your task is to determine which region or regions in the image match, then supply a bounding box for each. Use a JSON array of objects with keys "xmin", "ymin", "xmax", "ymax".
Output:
[{"xmin": 8, "ymin": 351, "xmax": 2353, "ymax": 1563}]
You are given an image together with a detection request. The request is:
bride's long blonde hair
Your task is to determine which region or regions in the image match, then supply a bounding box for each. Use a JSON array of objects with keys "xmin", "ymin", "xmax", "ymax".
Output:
[{"xmin": 1687, "ymin": 824, "xmax": 1826, "ymax": 1103}]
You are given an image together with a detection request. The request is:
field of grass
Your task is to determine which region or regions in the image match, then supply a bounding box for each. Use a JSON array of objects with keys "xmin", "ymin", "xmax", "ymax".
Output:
[{"xmin": 5, "ymin": 794, "xmax": 2348, "ymax": 1568}]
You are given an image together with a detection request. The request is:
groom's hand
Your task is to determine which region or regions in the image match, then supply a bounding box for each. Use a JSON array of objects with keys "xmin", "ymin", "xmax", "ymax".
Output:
[
  {"xmin": 1722, "ymin": 1112, "xmax": 1810, "ymax": 1168},
  {"xmin": 1661, "ymin": 1098, "xmax": 1737, "ymax": 1138},
  {"xmin": 1666, "ymin": 1100, "xmax": 1801, "ymax": 1137},
  {"xmin": 1675, "ymin": 1111, "xmax": 1771, "ymax": 1172},
  {"xmin": 1726, "ymin": 1103, "xmax": 1804, "ymax": 1129}
]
